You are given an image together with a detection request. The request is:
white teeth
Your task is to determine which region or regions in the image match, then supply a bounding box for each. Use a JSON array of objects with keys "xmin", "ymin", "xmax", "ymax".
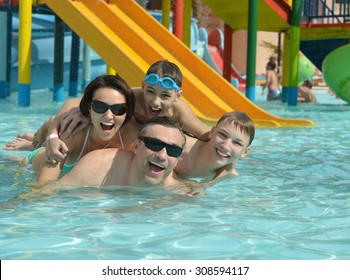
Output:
[
  {"xmin": 101, "ymin": 122, "xmax": 114, "ymax": 126},
  {"xmin": 150, "ymin": 161, "xmax": 164, "ymax": 169},
  {"xmin": 150, "ymin": 107, "xmax": 161, "ymax": 111},
  {"xmin": 217, "ymin": 149, "xmax": 230, "ymax": 158}
]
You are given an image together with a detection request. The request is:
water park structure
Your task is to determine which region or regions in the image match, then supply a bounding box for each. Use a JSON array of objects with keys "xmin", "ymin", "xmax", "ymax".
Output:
[{"xmin": 1, "ymin": 1, "xmax": 350, "ymax": 128}]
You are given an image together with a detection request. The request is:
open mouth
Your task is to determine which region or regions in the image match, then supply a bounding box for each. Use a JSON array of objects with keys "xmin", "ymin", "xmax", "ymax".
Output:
[
  {"xmin": 149, "ymin": 106, "xmax": 161, "ymax": 116},
  {"xmin": 100, "ymin": 122, "xmax": 114, "ymax": 132},
  {"xmin": 148, "ymin": 161, "xmax": 165, "ymax": 173},
  {"xmin": 215, "ymin": 148, "xmax": 231, "ymax": 158}
]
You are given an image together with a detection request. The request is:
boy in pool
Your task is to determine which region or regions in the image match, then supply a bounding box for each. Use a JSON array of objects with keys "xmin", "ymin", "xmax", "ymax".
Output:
[
  {"xmin": 175, "ymin": 111, "xmax": 255, "ymax": 181},
  {"xmin": 262, "ymin": 57, "xmax": 281, "ymax": 101}
]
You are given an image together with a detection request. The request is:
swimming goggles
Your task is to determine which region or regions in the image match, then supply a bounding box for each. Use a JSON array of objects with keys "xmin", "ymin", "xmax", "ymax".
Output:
[
  {"xmin": 91, "ymin": 100, "xmax": 127, "ymax": 116},
  {"xmin": 145, "ymin": 73, "xmax": 180, "ymax": 91},
  {"xmin": 139, "ymin": 136, "xmax": 183, "ymax": 157}
]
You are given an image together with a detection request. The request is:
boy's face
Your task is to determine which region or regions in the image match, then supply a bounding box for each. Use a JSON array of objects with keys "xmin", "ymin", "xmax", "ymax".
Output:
[
  {"xmin": 135, "ymin": 124, "xmax": 182, "ymax": 186},
  {"xmin": 209, "ymin": 119, "xmax": 250, "ymax": 167},
  {"xmin": 141, "ymin": 81, "xmax": 182, "ymax": 119}
]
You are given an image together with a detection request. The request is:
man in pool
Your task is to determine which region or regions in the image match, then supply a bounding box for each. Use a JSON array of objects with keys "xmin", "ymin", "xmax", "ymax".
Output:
[{"xmin": 40, "ymin": 116, "xmax": 202, "ymax": 194}]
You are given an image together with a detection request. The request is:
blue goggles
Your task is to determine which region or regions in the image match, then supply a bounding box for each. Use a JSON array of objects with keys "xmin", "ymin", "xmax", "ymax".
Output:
[{"xmin": 145, "ymin": 73, "xmax": 180, "ymax": 91}]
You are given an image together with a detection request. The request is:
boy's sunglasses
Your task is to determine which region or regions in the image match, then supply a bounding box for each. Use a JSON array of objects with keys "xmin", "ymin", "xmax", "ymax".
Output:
[
  {"xmin": 139, "ymin": 136, "xmax": 183, "ymax": 158},
  {"xmin": 91, "ymin": 100, "xmax": 127, "ymax": 116},
  {"xmin": 145, "ymin": 73, "xmax": 180, "ymax": 91}
]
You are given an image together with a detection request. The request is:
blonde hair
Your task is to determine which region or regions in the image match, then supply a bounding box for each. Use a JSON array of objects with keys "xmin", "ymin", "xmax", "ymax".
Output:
[{"xmin": 217, "ymin": 111, "xmax": 255, "ymax": 145}]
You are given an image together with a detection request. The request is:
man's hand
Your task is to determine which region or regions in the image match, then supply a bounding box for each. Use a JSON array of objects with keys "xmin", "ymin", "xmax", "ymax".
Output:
[{"xmin": 59, "ymin": 107, "xmax": 90, "ymax": 140}]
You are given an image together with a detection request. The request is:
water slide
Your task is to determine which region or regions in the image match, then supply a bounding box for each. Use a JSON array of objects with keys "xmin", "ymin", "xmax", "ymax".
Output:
[
  {"xmin": 322, "ymin": 44, "xmax": 350, "ymax": 103},
  {"xmin": 42, "ymin": 0, "xmax": 314, "ymax": 128},
  {"xmin": 200, "ymin": 28, "xmax": 246, "ymax": 89}
]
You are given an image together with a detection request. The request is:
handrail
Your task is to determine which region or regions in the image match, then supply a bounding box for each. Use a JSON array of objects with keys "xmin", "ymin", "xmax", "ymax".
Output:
[{"xmin": 301, "ymin": 0, "xmax": 350, "ymax": 24}]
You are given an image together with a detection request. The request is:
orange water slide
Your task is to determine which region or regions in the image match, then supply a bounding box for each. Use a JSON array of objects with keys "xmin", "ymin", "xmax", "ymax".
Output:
[{"xmin": 41, "ymin": 0, "xmax": 314, "ymax": 127}]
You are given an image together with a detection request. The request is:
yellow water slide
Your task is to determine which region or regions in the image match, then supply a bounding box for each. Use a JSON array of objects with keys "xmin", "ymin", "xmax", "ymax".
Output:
[{"xmin": 41, "ymin": 0, "xmax": 314, "ymax": 127}]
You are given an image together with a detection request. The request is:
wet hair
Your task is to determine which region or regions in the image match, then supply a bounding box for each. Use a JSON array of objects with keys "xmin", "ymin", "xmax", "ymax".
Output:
[
  {"xmin": 216, "ymin": 111, "xmax": 255, "ymax": 146},
  {"xmin": 266, "ymin": 60, "xmax": 276, "ymax": 70},
  {"xmin": 79, "ymin": 74, "xmax": 135, "ymax": 126},
  {"xmin": 146, "ymin": 60, "xmax": 183, "ymax": 88},
  {"xmin": 303, "ymin": 79, "xmax": 313, "ymax": 89},
  {"xmin": 138, "ymin": 116, "xmax": 186, "ymax": 148}
]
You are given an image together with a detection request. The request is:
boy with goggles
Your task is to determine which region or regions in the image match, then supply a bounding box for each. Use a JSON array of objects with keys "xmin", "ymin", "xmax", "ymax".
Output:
[
  {"xmin": 45, "ymin": 116, "xmax": 202, "ymax": 194},
  {"xmin": 144, "ymin": 73, "xmax": 180, "ymax": 91}
]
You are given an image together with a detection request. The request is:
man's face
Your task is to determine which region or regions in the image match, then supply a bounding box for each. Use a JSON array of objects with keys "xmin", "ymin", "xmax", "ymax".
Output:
[
  {"xmin": 209, "ymin": 119, "xmax": 250, "ymax": 167},
  {"xmin": 135, "ymin": 124, "xmax": 183, "ymax": 186}
]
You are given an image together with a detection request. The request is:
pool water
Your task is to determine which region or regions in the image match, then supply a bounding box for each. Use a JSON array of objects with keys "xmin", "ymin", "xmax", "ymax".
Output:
[{"xmin": 0, "ymin": 88, "xmax": 350, "ymax": 260}]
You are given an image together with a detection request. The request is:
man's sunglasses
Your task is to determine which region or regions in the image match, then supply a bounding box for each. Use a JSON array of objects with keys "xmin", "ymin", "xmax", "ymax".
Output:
[
  {"xmin": 139, "ymin": 136, "xmax": 183, "ymax": 158},
  {"xmin": 145, "ymin": 73, "xmax": 180, "ymax": 91},
  {"xmin": 91, "ymin": 100, "xmax": 127, "ymax": 116}
]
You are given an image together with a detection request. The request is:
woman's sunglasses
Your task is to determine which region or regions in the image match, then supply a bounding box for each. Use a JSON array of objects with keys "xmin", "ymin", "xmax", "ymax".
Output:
[
  {"xmin": 145, "ymin": 73, "xmax": 180, "ymax": 91},
  {"xmin": 91, "ymin": 100, "xmax": 127, "ymax": 116},
  {"xmin": 139, "ymin": 136, "xmax": 183, "ymax": 158}
]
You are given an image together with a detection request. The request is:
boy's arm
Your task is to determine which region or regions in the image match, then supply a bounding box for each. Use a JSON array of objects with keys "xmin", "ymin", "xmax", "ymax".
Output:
[
  {"xmin": 213, "ymin": 163, "xmax": 239, "ymax": 180},
  {"xmin": 47, "ymin": 97, "xmax": 82, "ymax": 136},
  {"xmin": 174, "ymin": 100, "xmax": 211, "ymax": 141}
]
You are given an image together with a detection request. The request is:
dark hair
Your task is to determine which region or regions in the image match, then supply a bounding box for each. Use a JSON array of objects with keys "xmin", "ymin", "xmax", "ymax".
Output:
[
  {"xmin": 217, "ymin": 111, "xmax": 255, "ymax": 146},
  {"xmin": 138, "ymin": 116, "xmax": 186, "ymax": 147},
  {"xmin": 266, "ymin": 60, "xmax": 276, "ymax": 70},
  {"xmin": 80, "ymin": 74, "xmax": 135, "ymax": 126},
  {"xmin": 146, "ymin": 60, "xmax": 183, "ymax": 88},
  {"xmin": 303, "ymin": 79, "xmax": 313, "ymax": 89}
]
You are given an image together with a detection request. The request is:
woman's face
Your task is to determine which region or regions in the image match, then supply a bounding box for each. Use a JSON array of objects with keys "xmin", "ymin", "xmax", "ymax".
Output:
[{"xmin": 89, "ymin": 87, "xmax": 127, "ymax": 141}]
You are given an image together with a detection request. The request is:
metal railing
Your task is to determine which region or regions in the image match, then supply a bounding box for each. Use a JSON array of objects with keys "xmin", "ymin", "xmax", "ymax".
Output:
[{"xmin": 301, "ymin": 0, "xmax": 350, "ymax": 24}]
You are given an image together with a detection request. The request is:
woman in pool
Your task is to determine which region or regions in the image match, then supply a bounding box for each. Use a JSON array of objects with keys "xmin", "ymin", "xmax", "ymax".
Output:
[{"xmin": 20, "ymin": 74, "xmax": 135, "ymax": 186}]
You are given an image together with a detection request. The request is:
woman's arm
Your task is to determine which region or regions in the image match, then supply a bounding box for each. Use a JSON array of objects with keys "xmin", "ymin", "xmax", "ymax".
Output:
[{"xmin": 45, "ymin": 98, "xmax": 86, "ymax": 163}]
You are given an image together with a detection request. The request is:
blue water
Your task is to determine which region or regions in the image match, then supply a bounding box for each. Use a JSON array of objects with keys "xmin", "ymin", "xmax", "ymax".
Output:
[{"xmin": 0, "ymin": 88, "xmax": 350, "ymax": 260}]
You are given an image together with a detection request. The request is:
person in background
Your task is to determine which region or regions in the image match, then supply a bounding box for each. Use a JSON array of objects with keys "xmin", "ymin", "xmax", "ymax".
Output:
[
  {"xmin": 298, "ymin": 79, "xmax": 317, "ymax": 103},
  {"xmin": 262, "ymin": 57, "xmax": 281, "ymax": 101}
]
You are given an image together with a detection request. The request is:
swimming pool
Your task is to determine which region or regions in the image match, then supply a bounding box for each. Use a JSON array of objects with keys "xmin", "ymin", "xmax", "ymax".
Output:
[{"xmin": 0, "ymin": 88, "xmax": 349, "ymax": 260}]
